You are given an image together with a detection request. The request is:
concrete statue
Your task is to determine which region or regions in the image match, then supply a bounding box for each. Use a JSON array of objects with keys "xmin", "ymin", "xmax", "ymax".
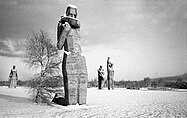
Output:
[
  {"xmin": 57, "ymin": 4, "xmax": 88, "ymax": 105},
  {"xmin": 8, "ymin": 65, "xmax": 18, "ymax": 88},
  {"xmin": 107, "ymin": 57, "xmax": 114, "ymax": 90},
  {"xmin": 97, "ymin": 65, "xmax": 105, "ymax": 89}
]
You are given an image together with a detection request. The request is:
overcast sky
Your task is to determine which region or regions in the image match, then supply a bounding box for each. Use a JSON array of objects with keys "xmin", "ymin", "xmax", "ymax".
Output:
[{"xmin": 0, "ymin": 0, "xmax": 187, "ymax": 81}]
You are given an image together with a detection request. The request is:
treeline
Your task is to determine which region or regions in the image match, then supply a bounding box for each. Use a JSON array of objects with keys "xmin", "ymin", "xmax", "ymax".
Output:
[
  {"xmin": 88, "ymin": 77, "xmax": 187, "ymax": 89},
  {"xmin": 0, "ymin": 81, "xmax": 9, "ymax": 86},
  {"xmin": 0, "ymin": 80, "xmax": 63, "ymax": 87},
  {"xmin": 1, "ymin": 77, "xmax": 187, "ymax": 89},
  {"xmin": 0, "ymin": 80, "xmax": 31, "ymax": 87}
]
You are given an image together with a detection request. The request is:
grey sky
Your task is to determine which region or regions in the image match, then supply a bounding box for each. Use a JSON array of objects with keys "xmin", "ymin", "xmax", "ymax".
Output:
[{"xmin": 0, "ymin": 0, "xmax": 187, "ymax": 81}]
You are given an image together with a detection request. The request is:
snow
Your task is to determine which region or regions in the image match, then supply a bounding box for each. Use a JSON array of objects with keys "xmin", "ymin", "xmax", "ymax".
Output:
[
  {"xmin": 68, "ymin": 4, "xmax": 77, "ymax": 9},
  {"xmin": 0, "ymin": 86, "xmax": 187, "ymax": 118},
  {"xmin": 0, "ymin": 86, "xmax": 28, "ymax": 98}
]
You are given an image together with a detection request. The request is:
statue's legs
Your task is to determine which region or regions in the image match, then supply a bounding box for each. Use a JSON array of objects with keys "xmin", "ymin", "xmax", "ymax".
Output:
[
  {"xmin": 77, "ymin": 56, "xmax": 87, "ymax": 104},
  {"xmin": 62, "ymin": 54, "xmax": 87, "ymax": 105},
  {"xmin": 12, "ymin": 77, "xmax": 17, "ymax": 88},
  {"xmin": 98, "ymin": 77, "xmax": 102, "ymax": 89},
  {"xmin": 8, "ymin": 79, "xmax": 11, "ymax": 88},
  {"xmin": 10, "ymin": 79, "xmax": 13, "ymax": 88},
  {"xmin": 102, "ymin": 79, "xmax": 106, "ymax": 88},
  {"xmin": 108, "ymin": 78, "xmax": 110, "ymax": 90},
  {"xmin": 13, "ymin": 80, "xmax": 16, "ymax": 88},
  {"xmin": 111, "ymin": 79, "xmax": 114, "ymax": 90},
  {"xmin": 15, "ymin": 80, "xmax": 17, "ymax": 88}
]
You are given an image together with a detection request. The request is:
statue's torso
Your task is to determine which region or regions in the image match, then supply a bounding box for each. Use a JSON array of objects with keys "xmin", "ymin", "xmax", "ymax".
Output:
[
  {"xmin": 11, "ymin": 69, "xmax": 17, "ymax": 79},
  {"xmin": 66, "ymin": 29, "xmax": 82, "ymax": 55},
  {"xmin": 57, "ymin": 16, "xmax": 81, "ymax": 55}
]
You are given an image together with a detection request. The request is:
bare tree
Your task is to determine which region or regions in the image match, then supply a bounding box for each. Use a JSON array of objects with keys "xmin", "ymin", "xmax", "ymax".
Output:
[{"xmin": 23, "ymin": 30, "xmax": 62, "ymax": 104}]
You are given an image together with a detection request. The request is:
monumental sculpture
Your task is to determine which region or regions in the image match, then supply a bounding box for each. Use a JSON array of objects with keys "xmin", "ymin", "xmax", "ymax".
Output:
[
  {"xmin": 8, "ymin": 65, "xmax": 18, "ymax": 88},
  {"xmin": 107, "ymin": 57, "xmax": 114, "ymax": 90},
  {"xmin": 57, "ymin": 4, "xmax": 88, "ymax": 105}
]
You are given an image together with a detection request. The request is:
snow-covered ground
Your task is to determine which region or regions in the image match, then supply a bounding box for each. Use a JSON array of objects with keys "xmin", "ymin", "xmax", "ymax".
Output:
[{"xmin": 0, "ymin": 87, "xmax": 186, "ymax": 118}]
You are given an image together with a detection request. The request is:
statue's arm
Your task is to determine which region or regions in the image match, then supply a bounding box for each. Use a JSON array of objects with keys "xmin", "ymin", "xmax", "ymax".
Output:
[
  {"xmin": 16, "ymin": 70, "xmax": 18, "ymax": 79},
  {"xmin": 98, "ymin": 69, "xmax": 101, "ymax": 75},
  {"xmin": 57, "ymin": 22, "xmax": 63, "ymax": 41},
  {"xmin": 72, "ymin": 20, "xmax": 80, "ymax": 29},
  {"xmin": 97, "ymin": 69, "xmax": 100, "ymax": 73},
  {"xmin": 57, "ymin": 20, "xmax": 70, "ymax": 50},
  {"xmin": 102, "ymin": 70, "xmax": 105, "ymax": 75},
  {"xmin": 62, "ymin": 17, "xmax": 80, "ymax": 29},
  {"xmin": 57, "ymin": 22, "xmax": 63, "ymax": 50},
  {"xmin": 9, "ymin": 70, "xmax": 12, "ymax": 78},
  {"xmin": 107, "ymin": 60, "xmax": 110, "ymax": 70}
]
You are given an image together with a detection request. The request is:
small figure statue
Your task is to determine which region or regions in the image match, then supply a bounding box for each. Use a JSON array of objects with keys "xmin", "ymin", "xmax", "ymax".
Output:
[
  {"xmin": 97, "ymin": 65, "xmax": 105, "ymax": 89},
  {"xmin": 8, "ymin": 65, "xmax": 18, "ymax": 88},
  {"xmin": 107, "ymin": 57, "xmax": 114, "ymax": 90},
  {"xmin": 108, "ymin": 63, "xmax": 114, "ymax": 90}
]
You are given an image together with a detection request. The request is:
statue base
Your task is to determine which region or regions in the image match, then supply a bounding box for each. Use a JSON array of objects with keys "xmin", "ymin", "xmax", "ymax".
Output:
[{"xmin": 62, "ymin": 54, "xmax": 88, "ymax": 105}]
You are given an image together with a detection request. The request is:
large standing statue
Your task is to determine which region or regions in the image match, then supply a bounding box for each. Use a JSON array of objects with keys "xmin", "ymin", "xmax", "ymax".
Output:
[
  {"xmin": 8, "ymin": 65, "xmax": 18, "ymax": 88},
  {"xmin": 57, "ymin": 4, "xmax": 88, "ymax": 105},
  {"xmin": 107, "ymin": 57, "xmax": 114, "ymax": 90},
  {"xmin": 97, "ymin": 65, "xmax": 105, "ymax": 89}
]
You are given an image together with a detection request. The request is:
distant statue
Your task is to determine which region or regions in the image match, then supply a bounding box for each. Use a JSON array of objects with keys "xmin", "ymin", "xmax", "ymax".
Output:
[
  {"xmin": 97, "ymin": 65, "xmax": 105, "ymax": 89},
  {"xmin": 107, "ymin": 57, "xmax": 114, "ymax": 90},
  {"xmin": 8, "ymin": 65, "xmax": 18, "ymax": 88},
  {"xmin": 57, "ymin": 4, "xmax": 88, "ymax": 105}
]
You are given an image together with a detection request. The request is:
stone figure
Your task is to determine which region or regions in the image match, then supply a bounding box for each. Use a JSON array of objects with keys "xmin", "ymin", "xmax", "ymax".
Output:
[
  {"xmin": 8, "ymin": 65, "xmax": 18, "ymax": 88},
  {"xmin": 57, "ymin": 4, "xmax": 88, "ymax": 105},
  {"xmin": 107, "ymin": 57, "xmax": 114, "ymax": 90},
  {"xmin": 97, "ymin": 65, "xmax": 105, "ymax": 89},
  {"xmin": 57, "ymin": 4, "xmax": 80, "ymax": 51},
  {"xmin": 108, "ymin": 63, "xmax": 114, "ymax": 90}
]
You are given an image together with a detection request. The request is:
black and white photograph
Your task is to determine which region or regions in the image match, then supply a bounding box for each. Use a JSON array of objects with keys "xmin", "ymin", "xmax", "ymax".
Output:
[{"xmin": 0, "ymin": 0, "xmax": 187, "ymax": 117}]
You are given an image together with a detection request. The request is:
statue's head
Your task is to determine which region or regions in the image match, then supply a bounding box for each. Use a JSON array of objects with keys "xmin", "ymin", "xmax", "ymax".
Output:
[
  {"xmin": 13, "ymin": 65, "xmax": 16, "ymax": 69},
  {"xmin": 109, "ymin": 63, "xmax": 113, "ymax": 67},
  {"xmin": 66, "ymin": 4, "xmax": 77, "ymax": 18}
]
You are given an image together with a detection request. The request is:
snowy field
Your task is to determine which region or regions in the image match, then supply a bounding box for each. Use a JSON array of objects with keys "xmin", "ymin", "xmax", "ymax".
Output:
[{"xmin": 0, "ymin": 87, "xmax": 186, "ymax": 118}]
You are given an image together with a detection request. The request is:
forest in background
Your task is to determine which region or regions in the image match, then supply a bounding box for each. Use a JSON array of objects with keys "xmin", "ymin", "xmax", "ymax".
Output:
[{"xmin": 1, "ymin": 73, "xmax": 187, "ymax": 89}]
